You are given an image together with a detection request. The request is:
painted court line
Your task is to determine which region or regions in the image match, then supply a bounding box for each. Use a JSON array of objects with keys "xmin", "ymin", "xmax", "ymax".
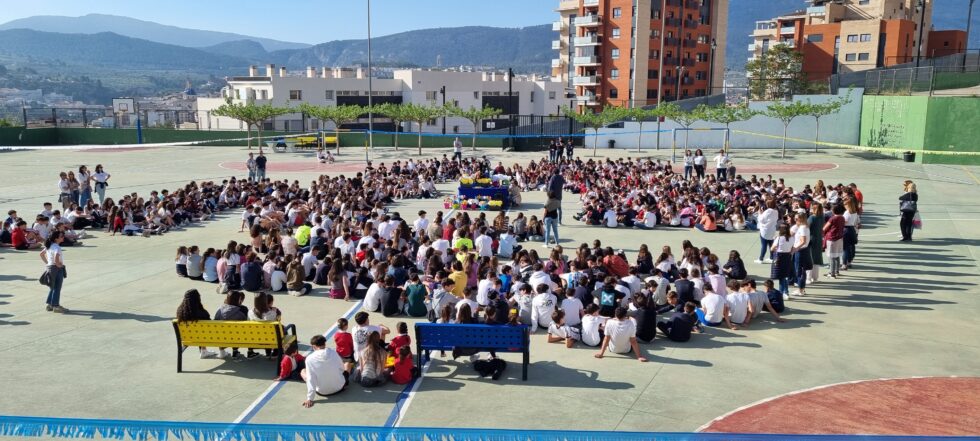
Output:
[{"xmin": 234, "ymin": 300, "xmax": 364, "ymax": 424}]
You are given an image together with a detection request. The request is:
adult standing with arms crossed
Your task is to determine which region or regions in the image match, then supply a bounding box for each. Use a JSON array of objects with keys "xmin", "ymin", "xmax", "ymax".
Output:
[
  {"xmin": 41, "ymin": 231, "xmax": 67, "ymax": 313},
  {"xmin": 255, "ymin": 150, "xmax": 268, "ymax": 182},
  {"xmin": 547, "ymin": 166, "xmax": 565, "ymax": 225},
  {"xmin": 755, "ymin": 199, "xmax": 778, "ymax": 264},
  {"xmin": 77, "ymin": 165, "xmax": 93, "ymax": 208},
  {"xmin": 246, "ymin": 153, "xmax": 257, "ymax": 183},
  {"xmin": 899, "ymin": 180, "xmax": 918, "ymax": 242},
  {"xmin": 453, "ymin": 137, "xmax": 463, "ymax": 163}
]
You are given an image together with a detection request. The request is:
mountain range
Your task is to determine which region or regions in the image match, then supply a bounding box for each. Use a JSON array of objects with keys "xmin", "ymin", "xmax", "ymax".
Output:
[{"xmin": 0, "ymin": 4, "xmax": 977, "ymax": 104}]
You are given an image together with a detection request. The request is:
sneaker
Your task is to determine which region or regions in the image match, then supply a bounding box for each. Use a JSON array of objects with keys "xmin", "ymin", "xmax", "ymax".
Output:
[
  {"xmin": 51, "ymin": 306, "xmax": 68, "ymax": 313},
  {"xmin": 218, "ymin": 349, "xmax": 230, "ymax": 358},
  {"xmin": 542, "ymin": 244, "xmax": 552, "ymax": 248},
  {"xmin": 469, "ymin": 354, "xmax": 480, "ymax": 362},
  {"xmin": 246, "ymin": 351, "xmax": 261, "ymax": 359},
  {"xmin": 763, "ymin": 259, "xmax": 774, "ymax": 264},
  {"xmin": 753, "ymin": 259, "xmax": 763, "ymax": 264},
  {"xmin": 782, "ymin": 294, "xmax": 790, "ymax": 301},
  {"xmin": 45, "ymin": 305, "xmax": 53, "ymax": 312},
  {"xmin": 200, "ymin": 351, "xmax": 218, "ymax": 359}
]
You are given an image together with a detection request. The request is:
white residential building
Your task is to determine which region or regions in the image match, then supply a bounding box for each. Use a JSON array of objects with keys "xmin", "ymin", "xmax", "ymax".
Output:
[{"xmin": 196, "ymin": 65, "xmax": 567, "ymax": 133}]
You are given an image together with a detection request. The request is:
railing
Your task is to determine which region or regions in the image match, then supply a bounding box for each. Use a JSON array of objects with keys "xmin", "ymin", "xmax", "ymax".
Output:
[
  {"xmin": 574, "ymin": 15, "xmax": 602, "ymax": 26},
  {"xmin": 552, "ymin": 59, "xmax": 563, "ymax": 68},
  {"xmin": 807, "ymin": 5, "xmax": 826, "ymax": 15},
  {"xmin": 573, "ymin": 36, "xmax": 601, "ymax": 46},
  {"xmin": 780, "ymin": 26, "xmax": 796, "ymax": 35},
  {"xmin": 865, "ymin": 65, "xmax": 980, "ymax": 96},
  {"xmin": 573, "ymin": 56, "xmax": 601, "ymax": 65},
  {"xmin": 664, "ymin": 17, "xmax": 682, "ymax": 27},
  {"xmin": 683, "ymin": 39, "xmax": 698, "ymax": 48},
  {"xmin": 583, "ymin": 0, "xmax": 599, "ymax": 6},
  {"xmin": 552, "ymin": 40, "xmax": 563, "ymax": 50},
  {"xmin": 572, "ymin": 75, "xmax": 600, "ymax": 85},
  {"xmin": 682, "ymin": 58, "xmax": 697, "ymax": 67},
  {"xmin": 552, "ymin": 21, "xmax": 564, "ymax": 31}
]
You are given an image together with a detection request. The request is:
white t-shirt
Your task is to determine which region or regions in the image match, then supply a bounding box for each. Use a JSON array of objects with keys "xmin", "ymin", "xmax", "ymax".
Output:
[
  {"xmin": 271, "ymin": 270, "xmax": 287, "ymax": 292},
  {"xmin": 458, "ymin": 298, "xmax": 480, "ymax": 317},
  {"xmin": 726, "ymin": 292, "xmax": 751, "ymax": 324},
  {"xmin": 620, "ymin": 275, "xmax": 643, "ymax": 295},
  {"xmin": 714, "ymin": 154, "xmax": 729, "ymax": 168},
  {"xmin": 474, "ymin": 234, "xmax": 493, "ymax": 258},
  {"xmin": 791, "ymin": 224, "xmax": 811, "ymax": 249},
  {"xmin": 560, "ymin": 297, "xmax": 584, "ymax": 327},
  {"xmin": 305, "ymin": 348, "xmax": 347, "ymax": 400},
  {"xmin": 527, "ymin": 271, "xmax": 556, "ymax": 293},
  {"xmin": 301, "ymin": 252, "xmax": 318, "ymax": 276},
  {"xmin": 363, "ymin": 283, "xmax": 385, "ymax": 312},
  {"xmin": 93, "ymin": 172, "xmax": 110, "ymax": 184},
  {"xmin": 603, "ymin": 210, "xmax": 618, "ymax": 227},
  {"xmin": 604, "ymin": 318, "xmax": 636, "ymax": 354},
  {"xmin": 530, "ymin": 293, "xmax": 557, "ymax": 331},
  {"xmin": 774, "ymin": 235, "xmax": 794, "ymax": 253},
  {"xmin": 701, "ymin": 293, "xmax": 728, "ymax": 324},
  {"xmin": 844, "ymin": 212, "xmax": 860, "ymax": 227},
  {"xmin": 431, "ymin": 239, "xmax": 451, "ymax": 262},
  {"xmin": 548, "ymin": 323, "xmax": 581, "ymax": 340},
  {"xmin": 413, "ymin": 217, "xmax": 430, "ymax": 235},
  {"xmin": 581, "ymin": 315, "xmax": 607, "ymax": 346},
  {"xmin": 477, "ymin": 279, "xmax": 495, "ymax": 306},
  {"xmin": 748, "ymin": 290, "xmax": 768, "ymax": 318},
  {"xmin": 758, "ymin": 208, "xmax": 779, "ymax": 241},
  {"xmin": 44, "ymin": 244, "xmax": 63, "ymax": 266},
  {"xmin": 352, "ymin": 324, "xmax": 382, "ymax": 362}
]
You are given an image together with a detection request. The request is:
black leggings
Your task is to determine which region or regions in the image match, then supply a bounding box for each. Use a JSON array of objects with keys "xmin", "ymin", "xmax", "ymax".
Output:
[
  {"xmin": 900, "ymin": 211, "xmax": 915, "ymax": 240},
  {"xmin": 694, "ymin": 165, "xmax": 705, "ymax": 179}
]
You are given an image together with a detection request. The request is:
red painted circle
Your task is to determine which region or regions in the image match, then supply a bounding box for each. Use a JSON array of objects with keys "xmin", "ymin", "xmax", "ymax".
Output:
[
  {"xmin": 79, "ymin": 147, "xmax": 158, "ymax": 153},
  {"xmin": 735, "ymin": 163, "xmax": 837, "ymax": 173},
  {"xmin": 701, "ymin": 377, "xmax": 980, "ymax": 435},
  {"xmin": 219, "ymin": 161, "xmax": 367, "ymax": 173}
]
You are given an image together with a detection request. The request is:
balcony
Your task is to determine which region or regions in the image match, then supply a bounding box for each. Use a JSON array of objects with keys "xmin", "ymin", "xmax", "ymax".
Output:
[
  {"xmin": 665, "ymin": 17, "xmax": 682, "ymax": 27},
  {"xmin": 575, "ymin": 94, "xmax": 600, "ymax": 106},
  {"xmin": 682, "ymin": 38, "xmax": 698, "ymax": 48},
  {"xmin": 748, "ymin": 43, "xmax": 756, "ymax": 51},
  {"xmin": 557, "ymin": 0, "xmax": 579, "ymax": 11},
  {"xmin": 780, "ymin": 26, "xmax": 796, "ymax": 35},
  {"xmin": 681, "ymin": 77, "xmax": 694, "ymax": 85},
  {"xmin": 573, "ymin": 55, "xmax": 601, "ymax": 66},
  {"xmin": 573, "ymin": 75, "xmax": 601, "ymax": 86},
  {"xmin": 665, "ymin": 0, "xmax": 681, "ymax": 6},
  {"xmin": 663, "ymin": 76, "xmax": 678, "ymax": 84},
  {"xmin": 663, "ymin": 37, "xmax": 680, "ymax": 46},
  {"xmin": 684, "ymin": 0, "xmax": 700, "ymax": 7},
  {"xmin": 552, "ymin": 59, "xmax": 564, "ymax": 68},
  {"xmin": 552, "ymin": 21, "xmax": 565, "ymax": 31},
  {"xmin": 775, "ymin": 40, "xmax": 796, "ymax": 48},
  {"xmin": 584, "ymin": 0, "xmax": 599, "ymax": 6},
  {"xmin": 574, "ymin": 15, "xmax": 602, "ymax": 27},
  {"xmin": 574, "ymin": 36, "xmax": 601, "ymax": 46},
  {"xmin": 807, "ymin": 6, "xmax": 826, "ymax": 15},
  {"xmin": 681, "ymin": 58, "xmax": 696, "ymax": 67},
  {"xmin": 663, "ymin": 56, "xmax": 679, "ymax": 65},
  {"xmin": 552, "ymin": 40, "xmax": 563, "ymax": 50},
  {"xmin": 684, "ymin": 19, "xmax": 701, "ymax": 28}
]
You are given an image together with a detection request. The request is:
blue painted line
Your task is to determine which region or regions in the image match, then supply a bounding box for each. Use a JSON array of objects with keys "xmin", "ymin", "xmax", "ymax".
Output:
[
  {"xmin": 382, "ymin": 358, "xmax": 430, "ymax": 427},
  {"xmin": 237, "ymin": 300, "xmax": 363, "ymax": 424}
]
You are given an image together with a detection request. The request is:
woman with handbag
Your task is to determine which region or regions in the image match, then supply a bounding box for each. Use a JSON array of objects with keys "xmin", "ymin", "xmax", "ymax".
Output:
[
  {"xmin": 40, "ymin": 231, "xmax": 67, "ymax": 313},
  {"xmin": 899, "ymin": 180, "xmax": 918, "ymax": 242}
]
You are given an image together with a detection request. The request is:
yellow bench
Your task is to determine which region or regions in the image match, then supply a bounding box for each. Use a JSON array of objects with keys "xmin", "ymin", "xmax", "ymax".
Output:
[
  {"xmin": 171, "ymin": 320, "xmax": 297, "ymax": 374},
  {"xmin": 293, "ymin": 136, "xmax": 339, "ymax": 149}
]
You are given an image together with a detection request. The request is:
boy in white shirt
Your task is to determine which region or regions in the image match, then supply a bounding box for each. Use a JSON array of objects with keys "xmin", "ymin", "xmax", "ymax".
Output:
[
  {"xmin": 580, "ymin": 304, "xmax": 607, "ymax": 347},
  {"xmin": 351, "ymin": 311, "xmax": 389, "ymax": 362},
  {"xmin": 560, "ymin": 289, "xmax": 584, "ymax": 327},
  {"xmin": 594, "ymin": 307, "xmax": 647, "ymax": 362},
  {"xmin": 547, "ymin": 310, "xmax": 581, "ymax": 348},
  {"xmin": 474, "ymin": 227, "xmax": 493, "ymax": 258},
  {"xmin": 602, "ymin": 207, "xmax": 618, "ymax": 228},
  {"xmin": 725, "ymin": 282, "xmax": 753, "ymax": 326},
  {"xmin": 476, "ymin": 274, "xmax": 497, "ymax": 307},
  {"xmin": 530, "ymin": 284, "xmax": 557, "ymax": 332}
]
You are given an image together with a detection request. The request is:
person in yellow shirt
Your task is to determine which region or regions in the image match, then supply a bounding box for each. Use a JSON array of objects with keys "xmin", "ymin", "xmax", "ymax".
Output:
[
  {"xmin": 447, "ymin": 261, "xmax": 468, "ymax": 298},
  {"xmin": 453, "ymin": 230, "xmax": 473, "ymax": 252},
  {"xmin": 294, "ymin": 222, "xmax": 312, "ymax": 247},
  {"xmin": 455, "ymin": 245, "xmax": 473, "ymax": 265}
]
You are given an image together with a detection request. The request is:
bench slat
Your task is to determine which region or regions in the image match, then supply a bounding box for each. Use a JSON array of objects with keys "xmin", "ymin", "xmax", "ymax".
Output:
[{"xmin": 174, "ymin": 320, "xmax": 289, "ymax": 348}]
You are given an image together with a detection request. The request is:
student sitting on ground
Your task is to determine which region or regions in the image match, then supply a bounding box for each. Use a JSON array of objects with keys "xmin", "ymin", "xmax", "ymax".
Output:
[
  {"xmin": 353, "ymin": 331, "xmax": 388, "ymax": 387},
  {"xmin": 657, "ymin": 302, "xmax": 698, "ymax": 342},
  {"xmin": 301, "ymin": 335, "xmax": 349, "ymax": 408},
  {"xmin": 547, "ymin": 310, "xmax": 581, "ymax": 348},
  {"xmin": 696, "ymin": 284, "xmax": 737, "ymax": 330},
  {"xmin": 389, "ymin": 345, "xmax": 416, "ymax": 385},
  {"xmin": 594, "ymin": 307, "xmax": 647, "ymax": 362},
  {"xmin": 277, "ymin": 342, "xmax": 306, "ymax": 381}
]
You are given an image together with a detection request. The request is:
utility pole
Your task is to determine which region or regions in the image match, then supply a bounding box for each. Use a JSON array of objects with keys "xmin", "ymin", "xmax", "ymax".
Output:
[
  {"xmin": 367, "ymin": 0, "xmax": 374, "ymax": 152},
  {"xmin": 915, "ymin": 0, "xmax": 927, "ymax": 68},
  {"xmin": 441, "ymin": 85, "xmax": 447, "ymax": 135},
  {"xmin": 508, "ymin": 67, "xmax": 514, "ymax": 150},
  {"xmin": 966, "ymin": 0, "xmax": 976, "ymax": 72},
  {"xmin": 709, "ymin": 39, "xmax": 717, "ymax": 95}
]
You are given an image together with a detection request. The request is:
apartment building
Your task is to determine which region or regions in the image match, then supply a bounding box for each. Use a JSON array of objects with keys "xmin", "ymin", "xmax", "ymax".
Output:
[
  {"xmin": 553, "ymin": 0, "xmax": 728, "ymax": 110},
  {"xmin": 749, "ymin": 0, "xmax": 965, "ymax": 80},
  {"xmin": 196, "ymin": 65, "xmax": 566, "ymax": 133}
]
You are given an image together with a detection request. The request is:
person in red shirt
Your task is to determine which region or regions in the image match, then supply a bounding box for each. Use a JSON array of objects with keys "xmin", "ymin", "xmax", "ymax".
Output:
[
  {"xmin": 602, "ymin": 248, "xmax": 629, "ymax": 278},
  {"xmin": 849, "ymin": 183, "xmax": 864, "ymax": 214},
  {"xmin": 11, "ymin": 221, "xmax": 39, "ymax": 250},
  {"xmin": 388, "ymin": 322, "xmax": 411, "ymax": 354},
  {"xmin": 276, "ymin": 342, "xmax": 306, "ymax": 381},
  {"xmin": 389, "ymin": 345, "xmax": 416, "ymax": 385},
  {"xmin": 442, "ymin": 219, "xmax": 456, "ymax": 241},
  {"xmin": 333, "ymin": 317, "xmax": 355, "ymax": 371}
]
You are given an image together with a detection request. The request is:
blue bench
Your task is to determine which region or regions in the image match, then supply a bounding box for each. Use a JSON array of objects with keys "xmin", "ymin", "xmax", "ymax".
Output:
[{"xmin": 414, "ymin": 323, "xmax": 531, "ymax": 381}]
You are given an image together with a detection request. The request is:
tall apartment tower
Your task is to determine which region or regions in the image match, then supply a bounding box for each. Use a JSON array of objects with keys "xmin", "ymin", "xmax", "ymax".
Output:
[
  {"xmin": 747, "ymin": 0, "xmax": 963, "ymax": 80},
  {"xmin": 553, "ymin": 0, "xmax": 728, "ymax": 111}
]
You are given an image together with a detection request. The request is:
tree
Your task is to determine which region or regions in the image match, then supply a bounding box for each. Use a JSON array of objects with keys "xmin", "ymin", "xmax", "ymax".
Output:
[
  {"xmin": 627, "ymin": 107, "xmax": 663, "ymax": 153},
  {"xmin": 745, "ymin": 44, "xmax": 808, "ymax": 101},
  {"xmin": 300, "ymin": 103, "xmax": 364, "ymax": 154},
  {"xmin": 401, "ymin": 103, "xmax": 445, "ymax": 155},
  {"xmin": 373, "ymin": 103, "xmax": 408, "ymax": 150},
  {"xmin": 764, "ymin": 100, "xmax": 812, "ymax": 158},
  {"xmin": 448, "ymin": 105, "xmax": 503, "ymax": 150},
  {"xmin": 662, "ymin": 103, "xmax": 710, "ymax": 161},
  {"xmin": 212, "ymin": 100, "xmax": 292, "ymax": 150},
  {"xmin": 805, "ymin": 89, "xmax": 853, "ymax": 152},
  {"xmin": 705, "ymin": 104, "xmax": 757, "ymax": 152},
  {"xmin": 562, "ymin": 105, "xmax": 630, "ymax": 156}
]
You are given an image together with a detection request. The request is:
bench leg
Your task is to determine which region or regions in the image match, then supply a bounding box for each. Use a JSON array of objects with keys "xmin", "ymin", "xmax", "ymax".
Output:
[
  {"xmin": 523, "ymin": 350, "xmax": 529, "ymax": 381},
  {"xmin": 177, "ymin": 346, "xmax": 186, "ymax": 373}
]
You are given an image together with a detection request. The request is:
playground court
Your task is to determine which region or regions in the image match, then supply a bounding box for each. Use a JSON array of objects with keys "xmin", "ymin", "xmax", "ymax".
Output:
[{"xmin": 0, "ymin": 144, "xmax": 978, "ymax": 437}]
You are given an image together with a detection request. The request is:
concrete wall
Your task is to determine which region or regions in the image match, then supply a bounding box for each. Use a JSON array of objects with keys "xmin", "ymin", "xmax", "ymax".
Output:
[
  {"xmin": 859, "ymin": 95, "xmax": 980, "ymax": 165},
  {"xmin": 593, "ymin": 89, "xmax": 863, "ymax": 151},
  {"xmin": 0, "ymin": 127, "xmax": 58, "ymax": 146}
]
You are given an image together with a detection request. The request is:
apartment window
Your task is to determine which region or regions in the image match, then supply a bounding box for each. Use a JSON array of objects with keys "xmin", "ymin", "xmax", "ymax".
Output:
[
  {"xmin": 530, "ymin": 91, "xmax": 535, "ymax": 102},
  {"xmin": 858, "ymin": 52, "xmax": 870, "ymax": 61},
  {"xmin": 695, "ymin": 71, "xmax": 705, "ymax": 80},
  {"xmin": 612, "ymin": 28, "xmax": 621, "ymax": 39},
  {"xmin": 259, "ymin": 90, "xmax": 268, "ymax": 100},
  {"xmin": 698, "ymin": 35, "xmax": 709, "ymax": 44},
  {"xmin": 651, "ymin": 29, "xmax": 660, "ymax": 38},
  {"xmin": 324, "ymin": 90, "xmax": 334, "ymax": 100},
  {"xmin": 807, "ymin": 34, "xmax": 824, "ymax": 43},
  {"xmin": 860, "ymin": 34, "xmax": 872, "ymax": 42},
  {"xmin": 473, "ymin": 91, "xmax": 479, "ymax": 99},
  {"xmin": 549, "ymin": 91, "xmax": 556, "ymax": 99},
  {"xmin": 289, "ymin": 90, "xmax": 302, "ymax": 100},
  {"xmin": 648, "ymin": 69, "xmax": 659, "ymax": 79},
  {"xmin": 646, "ymin": 89, "xmax": 658, "ymax": 99},
  {"xmin": 612, "ymin": 7, "xmax": 622, "ymax": 18},
  {"xmin": 845, "ymin": 53, "xmax": 857, "ymax": 61},
  {"xmin": 652, "ymin": 9, "xmax": 660, "ymax": 19},
  {"xmin": 650, "ymin": 49, "xmax": 660, "ymax": 58},
  {"xmin": 666, "ymin": 31, "xmax": 674, "ymax": 38},
  {"xmin": 611, "ymin": 48, "xmax": 620, "ymax": 59},
  {"xmin": 610, "ymin": 68, "xmax": 620, "ymax": 79},
  {"xmin": 425, "ymin": 91, "xmax": 438, "ymax": 100},
  {"xmin": 427, "ymin": 118, "xmax": 437, "ymax": 126},
  {"xmin": 847, "ymin": 34, "xmax": 858, "ymax": 43},
  {"xmin": 234, "ymin": 89, "xmax": 240, "ymax": 99},
  {"xmin": 859, "ymin": 0, "xmax": 870, "ymax": 4},
  {"xmin": 337, "ymin": 90, "xmax": 359, "ymax": 96},
  {"xmin": 697, "ymin": 53, "xmax": 708, "ymax": 62},
  {"xmin": 609, "ymin": 89, "xmax": 619, "ymax": 99}
]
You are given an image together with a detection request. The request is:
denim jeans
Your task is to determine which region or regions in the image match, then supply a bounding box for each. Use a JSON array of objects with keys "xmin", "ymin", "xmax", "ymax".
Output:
[
  {"xmin": 248, "ymin": 169, "xmax": 256, "ymax": 182},
  {"xmin": 684, "ymin": 165, "xmax": 693, "ymax": 180},
  {"xmin": 759, "ymin": 236, "xmax": 774, "ymax": 261},
  {"xmin": 256, "ymin": 169, "xmax": 266, "ymax": 181},
  {"xmin": 843, "ymin": 226, "xmax": 857, "ymax": 265},
  {"xmin": 543, "ymin": 217, "xmax": 559, "ymax": 245},
  {"xmin": 79, "ymin": 188, "xmax": 92, "ymax": 208},
  {"xmin": 46, "ymin": 266, "xmax": 64, "ymax": 307}
]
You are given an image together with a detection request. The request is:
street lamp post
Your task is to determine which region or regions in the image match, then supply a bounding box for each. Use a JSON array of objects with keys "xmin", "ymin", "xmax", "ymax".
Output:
[
  {"xmin": 367, "ymin": 0, "xmax": 374, "ymax": 156},
  {"xmin": 676, "ymin": 66, "xmax": 686, "ymax": 101},
  {"xmin": 915, "ymin": 0, "xmax": 927, "ymax": 68},
  {"xmin": 966, "ymin": 0, "xmax": 976, "ymax": 72},
  {"xmin": 708, "ymin": 38, "xmax": 717, "ymax": 95}
]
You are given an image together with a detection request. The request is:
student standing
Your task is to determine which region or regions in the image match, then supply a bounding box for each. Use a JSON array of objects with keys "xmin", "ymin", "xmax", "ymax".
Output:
[
  {"xmin": 40, "ymin": 231, "xmax": 67, "ymax": 313},
  {"xmin": 92, "ymin": 164, "xmax": 111, "ymax": 205},
  {"xmin": 255, "ymin": 150, "xmax": 268, "ymax": 181},
  {"xmin": 898, "ymin": 180, "xmax": 918, "ymax": 242},
  {"xmin": 806, "ymin": 204, "xmax": 825, "ymax": 284},
  {"xmin": 755, "ymin": 199, "xmax": 778, "ymax": 263},
  {"xmin": 770, "ymin": 224, "xmax": 794, "ymax": 295}
]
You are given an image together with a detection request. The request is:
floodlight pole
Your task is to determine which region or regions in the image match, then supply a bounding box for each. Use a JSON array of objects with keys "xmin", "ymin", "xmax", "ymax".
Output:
[{"xmin": 367, "ymin": 0, "xmax": 374, "ymax": 158}]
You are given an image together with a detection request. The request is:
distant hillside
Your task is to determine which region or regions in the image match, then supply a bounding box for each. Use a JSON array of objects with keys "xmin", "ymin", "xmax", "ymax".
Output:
[
  {"xmin": 268, "ymin": 25, "xmax": 555, "ymax": 73},
  {"xmin": 0, "ymin": 13, "xmax": 309, "ymax": 52},
  {"xmin": 0, "ymin": 29, "xmax": 247, "ymax": 71},
  {"xmin": 202, "ymin": 40, "xmax": 271, "ymax": 60}
]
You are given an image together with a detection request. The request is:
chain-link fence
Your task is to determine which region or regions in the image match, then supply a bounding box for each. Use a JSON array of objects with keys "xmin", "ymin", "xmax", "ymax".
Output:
[{"xmin": 865, "ymin": 65, "xmax": 980, "ymax": 96}]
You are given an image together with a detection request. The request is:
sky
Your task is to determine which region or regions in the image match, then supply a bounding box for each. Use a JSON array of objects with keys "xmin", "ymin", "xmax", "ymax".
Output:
[{"xmin": 0, "ymin": 0, "xmax": 558, "ymax": 44}]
